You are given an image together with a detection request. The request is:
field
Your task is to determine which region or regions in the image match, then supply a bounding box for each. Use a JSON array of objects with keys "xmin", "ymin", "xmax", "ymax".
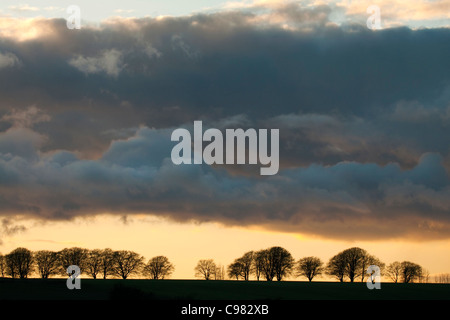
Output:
[{"xmin": 0, "ymin": 278, "xmax": 449, "ymax": 300}]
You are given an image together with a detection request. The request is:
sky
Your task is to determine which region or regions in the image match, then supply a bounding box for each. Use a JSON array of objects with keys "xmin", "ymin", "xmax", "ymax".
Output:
[{"xmin": 0, "ymin": 0, "xmax": 450, "ymax": 280}]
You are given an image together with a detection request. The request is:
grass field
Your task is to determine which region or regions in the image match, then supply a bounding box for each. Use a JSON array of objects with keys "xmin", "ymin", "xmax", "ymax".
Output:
[{"xmin": 0, "ymin": 278, "xmax": 449, "ymax": 300}]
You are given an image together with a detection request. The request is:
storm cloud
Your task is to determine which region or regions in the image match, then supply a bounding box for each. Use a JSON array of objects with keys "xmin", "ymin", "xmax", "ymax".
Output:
[{"xmin": 0, "ymin": 1, "xmax": 450, "ymax": 240}]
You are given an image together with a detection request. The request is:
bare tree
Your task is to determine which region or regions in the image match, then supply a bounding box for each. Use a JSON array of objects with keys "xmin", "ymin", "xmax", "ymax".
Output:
[
  {"xmin": 326, "ymin": 247, "xmax": 383, "ymax": 282},
  {"xmin": 236, "ymin": 251, "xmax": 254, "ymax": 281},
  {"xmin": 213, "ymin": 264, "xmax": 225, "ymax": 280},
  {"xmin": 253, "ymin": 250, "xmax": 265, "ymax": 281},
  {"xmin": 257, "ymin": 247, "xmax": 294, "ymax": 281},
  {"xmin": 111, "ymin": 250, "xmax": 145, "ymax": 279},
  {"xmin": 342, "ymin": 247, "xmax": 367, "ymax": 282},
  {"xmin": 34, "ymin": 250, "xmax": 59, "ymax": 279},
  {"xmin": 194, "ymin": 259, "xmax": 216, "ymax": 280},
  {"xmin": 419, "ymin": 268, "xmax": 430, "ymax": 283},
  {"xmin": 5, "ymin": 253, "xmax": 17, "ymax": 278},
  {"xmin": 386, "ymin": 261, "xmax": 402, "ymax": 283},
  {"xmin": 297, "ymin": 256, "xmax": 323, "ymax": 282},
  {"xmin": 257, "ymin": 249, "xmax": 275, "ymax": 281},
  {"xmin": 360, "ymin": 254, "xmax": 385, "ymax": 282},
  {"xmin": 400, "ymin": 261, "xmax": 423, "ymax": 283},
  {"xmin": 143, "ymin": 256, "xmax": 175, "ymax": 279},
  {"xmin": 85, "ymin": 249, "xmax": 103, "ymax": 279},
  {"xmin": 0, "ymin": 253, "xmax": 5, "ymax": 277},
  {"xmin": 434, "ymin": 273, "xmax": 450, "ymax": 283},
  {"xmin": 58, "ymin": 247, "xmax": 88, "ymax": 275},
  {"xmin": 273, "ymin": 247, "xmax": 295, "ymax": 281},
  {"xmin": 5, "ymin": 247, "xmax": 34, "ymax": 279},
  {"xmin": 228, "ymin": 251, "xmax": 254, "ymax": 281},
  {"xmin": 326, "ymin": 253, "xmax": 347, "ymax": 282},
  {"xmin": 227, "ymin": 261, "xmax": 243, "ymax": 280},
  {"xmin": 100, "ymin": 248, "xmax": 114, "ymax": 279}
]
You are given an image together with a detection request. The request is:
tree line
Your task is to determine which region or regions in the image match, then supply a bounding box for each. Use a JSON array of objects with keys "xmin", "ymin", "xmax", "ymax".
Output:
[
  {"xmin": 0, "ymin": 247, "xmax": 174, "ymax": 280},
  {"xmin": 198, "ymin": 246, "xmax": 432, "ymax": 283},
  {"xmin": 0, "ymin": 246, "xmax": 438, "ymax": 283}
]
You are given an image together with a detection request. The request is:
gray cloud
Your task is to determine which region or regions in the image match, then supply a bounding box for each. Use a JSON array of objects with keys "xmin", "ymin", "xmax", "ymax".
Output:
[
  {"xmin": 0, "ymin": 51, "xmax": 20, "ymax": 69},
  {"xmin": 0, "ymin": 217, "xmax": 27, "ymax": 244},
  {"xmin": 69, "ymin": 49, "xmax": 124, "ymax": 77},
  {"xmin": 0, "ymin": 124, "xmax": 449, "ymax": 240}
]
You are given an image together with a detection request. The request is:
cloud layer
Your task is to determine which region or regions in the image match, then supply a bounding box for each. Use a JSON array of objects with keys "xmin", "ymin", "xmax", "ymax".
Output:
[{"xmin": 1, "ymin": 1, "xmax": 450, "ymax": 240}]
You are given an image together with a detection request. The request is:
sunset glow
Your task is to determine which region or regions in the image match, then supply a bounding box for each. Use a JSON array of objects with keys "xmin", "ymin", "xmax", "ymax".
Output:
[{"xmin": 0, "ymin": 0, "xmax": 449, "ymax": 286}]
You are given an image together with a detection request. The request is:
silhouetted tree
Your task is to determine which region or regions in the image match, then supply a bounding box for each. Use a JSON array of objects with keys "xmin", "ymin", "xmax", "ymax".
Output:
[
  {"xmin": 342, "ymin": 247, "xmax": 367, "ymax": 282},
  {"xmin": 326, "ymin": 253, "xmax": 347, "ymax": 282},
  {"xmin": 327, "ymin": 247, "xmax": 383, "ymax": 282},
  {"xmin": 257, "ymin": 249, "xmax": 275, "ymax": 281},
  {"xmin": 360, "ymin": 253, "xmax": 385, "ymax": 282},
  {"xmin": 258, "ymin": 246, "xmax": 294, "ymax": 281},
  {"xmin": 228, "ymin": 251, "xmax": 254, "ymax": 280},
  {"xmin": 85, "ymin": 249, "xmax": 103, "ymax": 279},
  {"xmin": 273, "ymin": 247, "xmax": 295, "ymax": 281},
  {"xmin": 419, "ymin": 268, "xmax": 430, "ymax": 283},
  {"xmin": 100, "ymin": 248, "xmax": 115, "ymax": 279},
  {"xmin": 213, "ymin": 264, "xmax": 225, "ymax": 280},
  {"xmin": 0, "ymin": 253, "xmax": 5, "ymax": 277},
  {"xmin": 227, "ymin": 261, "xmax": 243, "ymax": 280},
  {"xmin": 194, "ymin": 259, "xmax": 216, "ymax": 280},
  {"xmin": 143, "ymin": 256, "xmax": 174, "ymax": 279},
  {"xmin": 236, "ymin": 251, "xmax": 254, "ymax": 281},
  {"xmin": 111, "ymin": 250, "xmax": 144, "ymax": 279},
  {"xmin": 400, "ymin": 261, "xmax": 423, "ymax": 283},
  {"xmin": 386, "ymin": 261, "xmax": 402, "ymax": 283},
  {"xmin": 434, "ymin": 273, "xmax": 450, "ymax": 283},
  {"xmin": 5, "ymin": 247, "xmax": 33, "ymax": 279},
  {"xmin": 58, "ymin": 247, "xmax": 88, "ymax": 275},
  {"xmin": 297, "ymin": 256, "xmax": 323, "ymax": 282},
  {"xmin": 5, "ymin": 253, "xmax": 16, "ymax": 278},
  {"xmin": 34, "ymin": 250, "xmax": 59, "ymax": 279},
  {"xmin": 253, "ymin": 250, "xmax": 265, "ymax": 281}
]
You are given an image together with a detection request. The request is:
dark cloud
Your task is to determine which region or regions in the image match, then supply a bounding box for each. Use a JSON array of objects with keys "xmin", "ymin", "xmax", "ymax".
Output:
[
  {"xmin": 0, "ymin": 123, "xmax": 449, "ymax": 240},
  {"xmin": 0, "ymin": 218, "xmax": 27, "ymax": 244},
  {"xmin": 0, "ymin": 2, "xmax": 450, "ymax": 240}
]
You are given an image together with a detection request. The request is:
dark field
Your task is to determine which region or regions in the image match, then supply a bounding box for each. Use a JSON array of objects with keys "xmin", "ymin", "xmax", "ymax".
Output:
[{"xmin": 0, "ymin": 278, "xmax": 449, "ymax": 300}]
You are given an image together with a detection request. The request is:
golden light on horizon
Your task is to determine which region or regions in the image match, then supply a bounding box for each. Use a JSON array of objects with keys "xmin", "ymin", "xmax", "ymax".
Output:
[
  {"xmin": 0, "ymin": 1, "xmax": 449, "ymax": 305},
  {"xmin": 1, "ymin": 214, "xmax": 449, "ymax": 280}
]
